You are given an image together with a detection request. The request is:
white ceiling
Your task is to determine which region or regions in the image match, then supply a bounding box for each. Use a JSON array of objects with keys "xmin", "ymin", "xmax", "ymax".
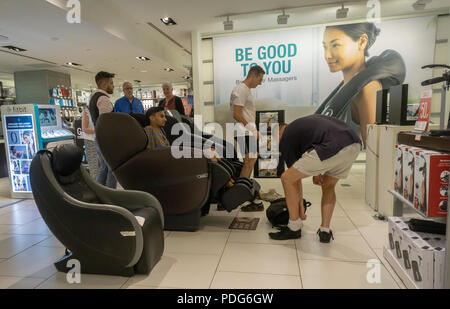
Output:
[{"xmin": 0, "ymin": 0, "xmax": 449, "ymax": 89}]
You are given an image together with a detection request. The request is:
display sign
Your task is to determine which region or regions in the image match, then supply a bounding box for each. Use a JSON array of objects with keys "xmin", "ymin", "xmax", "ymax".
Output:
[
  {"xmin": 414, "ymin": 90, "xmax": 433, "ymax": 133},
  {"xmin": 213, "ymin": 16, "xmax": 436, "ymax": 126},
  {"xmin": 4, "ymin": 114, "xmax": 37, "ymax": 193},
  {"xmin": 39, "ymin": 108, "xmax": 57, "ymax": 127}
]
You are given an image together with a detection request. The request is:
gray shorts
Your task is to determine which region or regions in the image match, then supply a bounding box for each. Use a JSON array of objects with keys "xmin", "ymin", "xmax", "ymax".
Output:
[{"xmin": 293, "ymin": 143, "xmax": 361, "ymax": 180}]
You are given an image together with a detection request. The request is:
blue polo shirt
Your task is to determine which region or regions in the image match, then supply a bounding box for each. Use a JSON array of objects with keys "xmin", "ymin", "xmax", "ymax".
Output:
[{"xmin": 114, "ymin": 96, "xmax": 144, "ymax": 114}]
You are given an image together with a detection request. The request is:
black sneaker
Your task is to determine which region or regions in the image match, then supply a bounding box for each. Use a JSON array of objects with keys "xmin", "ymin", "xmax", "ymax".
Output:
[
  {"xmin": 269, "ymin": 226, "xmax": 302, "ymax": 240},
  {"xmin": 317, "ymin": 229, "xmax": 334, "ymax": 243}
]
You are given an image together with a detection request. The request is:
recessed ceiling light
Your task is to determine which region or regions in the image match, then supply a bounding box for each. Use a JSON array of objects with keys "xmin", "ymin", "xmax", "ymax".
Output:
[
  {"xmin": 141, "ymin": 70, "xmax": 148, "ymax": 73},
  {"xmin": 182, "ymin": 75, "xmax": 191, "ymax": 80},
  {"xmin": 165, "ymin": 67, "xmax": 174, "ymax": 72},
  {"xmin": 136, "ymin": 56, "xmax": 151, "ymax": 61},
  {"xmin": 161, "ymin": 17, "xmax": 177, "ymax": 26},
  {"xmin": 66, "ymin": 62, "xmax": 82, "ymax": 66},
  {"xmin": 2, "ymin": 45, "xmax": 27, "ymax": 52}
]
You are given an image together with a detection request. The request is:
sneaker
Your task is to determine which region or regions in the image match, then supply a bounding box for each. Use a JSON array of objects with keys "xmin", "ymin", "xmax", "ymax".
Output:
[
  {"xmin": 260, "ymin": 189, "xmax": 283, "ymax": 202},
  {"xmin": 269, "ymin": 226, "xmax": 302, "ymax": 240},
  {"xmin": 317, "ymin": 229, "xmax": 334, "ymax": 243}
]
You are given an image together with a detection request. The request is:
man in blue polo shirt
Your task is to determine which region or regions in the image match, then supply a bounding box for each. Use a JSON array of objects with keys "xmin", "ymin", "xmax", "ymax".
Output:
[{"xmin": 114, "ymin": 82, "xmax": 144, "ymax": 114}]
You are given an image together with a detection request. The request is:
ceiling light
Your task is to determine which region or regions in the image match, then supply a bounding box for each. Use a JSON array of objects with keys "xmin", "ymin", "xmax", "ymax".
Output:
[
  {"xmin": 134, "ymin": 80, "xmax": 142, "ymax": 83},
  {"xmin": 136, "ymin": 56, "xmax": 151, "ymax": 61},
  {"xmin": 336, "ymin": 4, "xmax": 349, "ymax": 19},
  {"xmin": 224, "ymin": 16, "xmax": 233, "ymax": 31},
  {"xmin": 165, "ymin": 67, "xmax": 174, "ymax": 72},
  {"xmin": 161, "ymin": 17, "xmax": 177, "ymax": 26},
  {"xmin": 2, "ymin": 45, "xmax": 27, "ymax": 52},
  {"xmin": 412, "ymin": 0, "xmax": 432, "ymax": 10},
  {"xmin": 182, "ymin": 76, "xmax": 191, "ymax": 80},
  {"xmin": 277, "ymin": 9, "xmax": 289, "ymax": 25},
  {"xmin": 66, "ymin": 62, "xmax": 82, "ymax": 66}
]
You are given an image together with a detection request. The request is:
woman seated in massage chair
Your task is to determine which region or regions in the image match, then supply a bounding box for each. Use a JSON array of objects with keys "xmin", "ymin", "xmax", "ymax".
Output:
[
  {"xmin": 316, "ymin": 22, "xmax": 406, "ymax": 148},
  {"xmin": 143, "ymin": 107, "xmax": 235, "ymax": 188}
]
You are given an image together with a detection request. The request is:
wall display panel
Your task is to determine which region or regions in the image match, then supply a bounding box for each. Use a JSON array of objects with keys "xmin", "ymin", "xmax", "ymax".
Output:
[{"xmin": 213, "ymin": 16, "xmax": 437, "ymax": 128}]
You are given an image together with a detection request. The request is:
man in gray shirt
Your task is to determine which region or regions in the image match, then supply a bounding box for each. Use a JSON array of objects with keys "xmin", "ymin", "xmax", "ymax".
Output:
[{"xmin": 89, "ymin": 71, "xmax": 117, "ymax": 188}]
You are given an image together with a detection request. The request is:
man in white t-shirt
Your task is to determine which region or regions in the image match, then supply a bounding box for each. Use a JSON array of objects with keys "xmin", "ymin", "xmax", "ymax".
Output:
[{"xmin": 230, "ymin": 65, "xmax": 265, "ymax": 179}]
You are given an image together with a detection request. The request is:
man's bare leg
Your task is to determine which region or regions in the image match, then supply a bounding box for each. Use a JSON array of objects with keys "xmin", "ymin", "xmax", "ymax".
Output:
[
  {"xmin": 320, "ymin": 175, "xmax": 339, "ymax": 228},
  {"xmin": 240, "ymin": 153, "xmax": 257, "ymax": 179},
  {"xmin": 281, "ymin": 167, "xmax": 310, "ymax": 221}
]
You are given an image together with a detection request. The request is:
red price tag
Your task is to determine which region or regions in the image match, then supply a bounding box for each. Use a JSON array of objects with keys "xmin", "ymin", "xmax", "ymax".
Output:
[{"xmin": 414, "ymin": 90, "xmax": 432, "ymax": 133}]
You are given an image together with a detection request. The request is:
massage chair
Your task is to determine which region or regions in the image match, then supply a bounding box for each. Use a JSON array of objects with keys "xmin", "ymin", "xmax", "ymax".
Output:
[
  {"xmin": 30, "ymin": 144, "xmax": 164, "ymax": 277},
  {"xmin": 96, "ymin": 112, "xmax": 260, "ymax": 231}
]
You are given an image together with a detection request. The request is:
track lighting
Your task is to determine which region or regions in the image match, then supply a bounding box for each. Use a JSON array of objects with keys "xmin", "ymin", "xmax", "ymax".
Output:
[
  {"xmin": 336, "ymin": 3, "xmax": 349, "ymax": 19},
  {"xmin": 277, "ymin": 9, "xmax": 289, "ymax": 25},
  {"xmin": 412, "ymin": 0, "xmax": 432, "ymax": 11},
  {"xmin": 223, "ymin": 16, "xmax": 233, "ymax": 31}
]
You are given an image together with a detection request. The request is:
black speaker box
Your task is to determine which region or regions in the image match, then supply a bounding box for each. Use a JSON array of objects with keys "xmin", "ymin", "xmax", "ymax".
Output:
[
  {"xmin": 389, "ymin": 84, "xmax": 415, "ymax": 126},
  {"xmin": 376, "ymin": 89, "xmax": 389, "ymax": 124}
]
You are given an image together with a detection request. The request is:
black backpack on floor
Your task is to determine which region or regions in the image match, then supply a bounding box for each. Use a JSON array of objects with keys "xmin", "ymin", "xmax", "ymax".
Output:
[{"xmin": 266, "ymin": 198, "xmax": 311, "ymax": 228}]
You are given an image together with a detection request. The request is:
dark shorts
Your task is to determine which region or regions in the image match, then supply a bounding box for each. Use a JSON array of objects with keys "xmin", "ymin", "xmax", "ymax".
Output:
[{"xmin": 234, "ymin": 135, "xmax": 258, "ymax": 156}]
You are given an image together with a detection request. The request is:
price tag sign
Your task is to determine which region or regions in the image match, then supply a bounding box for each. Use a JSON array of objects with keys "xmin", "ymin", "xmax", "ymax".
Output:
[{"xmin": 414, "ymin": 89, "xmax": 432, "ymax": 133}]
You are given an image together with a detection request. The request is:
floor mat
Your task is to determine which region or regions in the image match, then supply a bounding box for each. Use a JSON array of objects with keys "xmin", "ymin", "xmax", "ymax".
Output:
[{"xmin": 229, "ymin": 217, "xmax": 260, "ymax": 230}]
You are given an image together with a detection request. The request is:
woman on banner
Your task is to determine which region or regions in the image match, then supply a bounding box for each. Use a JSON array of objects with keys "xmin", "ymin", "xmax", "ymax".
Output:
[{"xmin": 316, "ymin": 22, "xmax": 406, "ymax": 147}]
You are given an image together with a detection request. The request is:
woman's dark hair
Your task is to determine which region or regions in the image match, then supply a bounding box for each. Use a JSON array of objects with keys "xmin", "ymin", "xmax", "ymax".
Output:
[{"xmin": 327, "ymin": 22, "xmax": 380, "ymax": 57}]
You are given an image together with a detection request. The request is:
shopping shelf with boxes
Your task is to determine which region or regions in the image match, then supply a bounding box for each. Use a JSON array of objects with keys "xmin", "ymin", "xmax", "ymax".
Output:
[{"xmin": 384, "ymin": 135, "xmax": 449, "ymax": 289}]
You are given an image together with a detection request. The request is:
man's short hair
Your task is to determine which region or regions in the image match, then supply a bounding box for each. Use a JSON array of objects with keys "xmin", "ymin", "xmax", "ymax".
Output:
[
  {"xmin": 145, "ymin": 106, "xmax": 164, "ymax": 119},
  {"xmin": 95, "ymin": 71, "xmax": 115, "ymax": 87},
  {"xmin": 122, "ymin": 82, "xmax": 132, "ymax": 89},
  {"xmin": 248, "ymin": 65, "xmax": 265, "ymax": 77}
]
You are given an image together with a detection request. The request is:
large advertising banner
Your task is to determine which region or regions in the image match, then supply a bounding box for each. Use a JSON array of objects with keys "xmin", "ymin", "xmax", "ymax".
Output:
[{"xmin": 213, "ymin": 16, "xmax": 437, "ymax": 125}]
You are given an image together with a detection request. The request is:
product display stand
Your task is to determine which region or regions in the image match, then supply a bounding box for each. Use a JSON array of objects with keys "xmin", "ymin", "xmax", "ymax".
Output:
[{"xmin": 384, "ymin": 132, "xmax": 450, "ymax": 289}]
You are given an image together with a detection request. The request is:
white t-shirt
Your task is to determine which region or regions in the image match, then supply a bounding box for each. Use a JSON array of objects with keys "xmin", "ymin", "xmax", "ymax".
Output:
[
  {"xmin": 230, "ymin": 83, "xmax": 256, "ymax": 136},
  {"xmin": 81, "ymin": 109, "xmax": 95, "ymax": 142}
]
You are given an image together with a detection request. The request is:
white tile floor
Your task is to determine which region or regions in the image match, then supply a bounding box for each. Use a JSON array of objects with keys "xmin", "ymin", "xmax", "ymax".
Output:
[{"xmin": 0, "ymin": 166, "xmax": 406, "ymax": 289}]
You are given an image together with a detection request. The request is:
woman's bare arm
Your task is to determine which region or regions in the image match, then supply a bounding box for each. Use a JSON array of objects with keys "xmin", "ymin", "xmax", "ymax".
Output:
[{"xmin": 354, "ymin": 80, "xmax": 382, "ymax": 148}]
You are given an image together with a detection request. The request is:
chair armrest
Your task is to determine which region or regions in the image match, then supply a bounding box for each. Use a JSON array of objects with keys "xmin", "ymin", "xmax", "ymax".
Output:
[{"xmin": 81, "ymin": 168, "xmax": 164, "ymax": 226}]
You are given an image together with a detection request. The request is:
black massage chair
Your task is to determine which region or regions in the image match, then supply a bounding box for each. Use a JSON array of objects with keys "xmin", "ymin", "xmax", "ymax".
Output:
[
  {"xmin": 96, "ymin": 112, "xmax": 260, "ymax": 231},
  {"xmin": 30, "ymin": 144, "xmax": 165, "ymax": 277}
]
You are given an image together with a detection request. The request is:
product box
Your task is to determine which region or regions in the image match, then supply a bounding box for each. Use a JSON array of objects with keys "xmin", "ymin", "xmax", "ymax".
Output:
[
  {"xmin": 406, "ymin": 147, "xmax": 424, "ymax": 203},
  {"xmin": 413, "ymin": 151, "xmax": 450, "ymax": 217},
  {"xmin": 388, "ymin": 217, "xmax": 447, "ymax": 289},
  {"xmin": 394, "ymin": 145, "xmax": 406, "ymax": 194},
  {"xmin": 388, "ymin": 217, "xmax": 409, "ymax": 261},
  {"xmin": 403, "ymin": 146, "xmax": 414, "ymax": 202},
  {"xmin": 416, "ymin": 232, "xmax": 446, "ymax": 289}
]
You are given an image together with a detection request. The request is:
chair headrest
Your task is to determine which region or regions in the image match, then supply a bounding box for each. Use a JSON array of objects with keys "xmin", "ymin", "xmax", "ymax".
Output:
[
  {"xmin": 130, "ymin": 113, "xmax": 149, "ymax": 127},
  {"xmin": 96, "ymin": 112, "xmax": 148, "ymax": 170},
  {"xmin": 52, "ymin": 144, "xmax": 83, "ymax": 176}
]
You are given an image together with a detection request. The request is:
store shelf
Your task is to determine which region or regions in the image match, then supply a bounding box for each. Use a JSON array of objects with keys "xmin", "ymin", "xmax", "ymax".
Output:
[
  {"xmin": 388, "ymin": 190, "xmax": 425, "ymax": 218},
  {"xmin": 383, "ymin": 247, "xmax": 419, "ymax": 289},
  {"xmin": 398, "ymin": 132, "xmax": 450, "ymax": 153}
]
